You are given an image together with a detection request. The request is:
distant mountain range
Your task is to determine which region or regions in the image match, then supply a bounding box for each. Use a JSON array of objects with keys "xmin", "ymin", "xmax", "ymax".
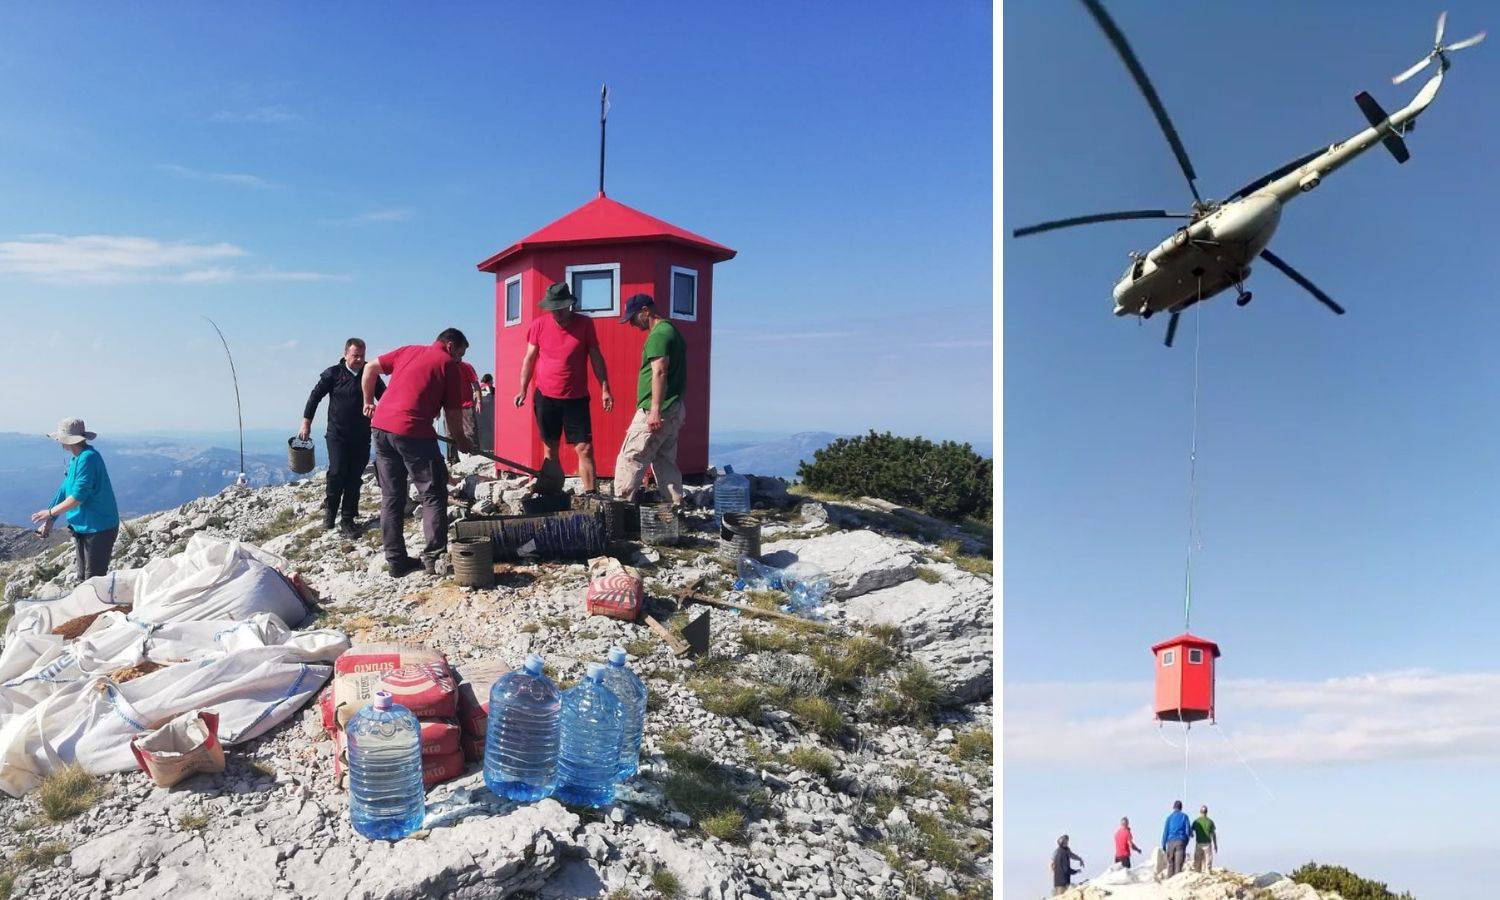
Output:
[
  {"xmin": 0, "ymin": 428, "xmax": 992, "ymax": 528},
  {"xmin": 0, "ymin": 433, "xmax": 300, "ymax": 528}
]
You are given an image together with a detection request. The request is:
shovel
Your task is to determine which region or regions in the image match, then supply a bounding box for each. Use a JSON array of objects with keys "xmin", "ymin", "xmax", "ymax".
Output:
[{"xmin": 436, "ymin": 435, "xmax": 566, "ymax": 495}]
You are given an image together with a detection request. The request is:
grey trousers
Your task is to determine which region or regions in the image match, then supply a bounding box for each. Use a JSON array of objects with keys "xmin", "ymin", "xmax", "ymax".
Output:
[
  {"xmin": 372, "ymin": 429, "xmax": 449, "ymax": 565},
  {"xmin": 71, "ymin": 526, "xmax": 117, "ymax": 581},
  {"xmin": 1165, "ymin": 840, "xmax": 1186, "ymax": 877}
]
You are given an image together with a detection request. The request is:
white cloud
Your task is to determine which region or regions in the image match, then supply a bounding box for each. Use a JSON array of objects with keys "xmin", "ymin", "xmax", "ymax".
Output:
[
  {"xmin": 919, "ymin": 339, "xmax": 992, "ymax": 348},
  {"xmin": 157, "ymin": 164, "xmax": 277, "ymax": 190},
  {"xmin": 269, "ymin": 339, "xmax": 300, "ymax": 351},
  {"xmin": 210, "ymin": 105, "xmax": 299, "ymax": 124},
  {"xmin": 1005, "ymin": 670, "xmax": 1500, "ymax": 769},
  {"xmin": 325, "ymin": 208, "xmax": 413, "ymax": 225},
  {"xmin": 0, "ymin": 234, "xmax": 341, "ymax": 285}
]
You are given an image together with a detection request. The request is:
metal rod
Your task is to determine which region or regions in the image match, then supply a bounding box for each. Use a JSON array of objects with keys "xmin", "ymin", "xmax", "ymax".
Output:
[
  {"xmin": 203, "ymin": 317, "xmax": 244, "ymax": 476},
  {"xmin": 599, "ymin": 84, "xmax": 608, "ymax": 196}
]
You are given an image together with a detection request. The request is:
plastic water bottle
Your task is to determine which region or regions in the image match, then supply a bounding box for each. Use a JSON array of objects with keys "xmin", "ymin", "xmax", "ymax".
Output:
[
  {"xmin": 599, "ymin": 647, "xmax": 648, "ymax": 779},
  {"xmin": 734, "ymin": 556, "xmax": 785, "ymax": 592},
  {"xmin": 781, "ymin": 561, "xmax": 831, "ymax": 617},
  {"xmin": 346, "ymin": 691, "xmax": 425, "ymax": 841},
  {"xmin": 555, "ymin": 663, "xmax": 624, "ymax": 807},
  {"xmin": 713, "ymin": 465, "xmax": 752, "ymax": 526},
  {"xmin": 484, "ymin": 653, "xmax": 561, "ymax": 802}
]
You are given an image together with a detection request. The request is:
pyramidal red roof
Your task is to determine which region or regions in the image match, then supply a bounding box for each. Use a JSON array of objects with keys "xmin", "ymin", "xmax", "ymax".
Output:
[
  {"xmin": 477, "ymin": 194, "xmax": 736, "ymax": 272},
  {"xmin": 1150, "ymin": 632, "xmax": 1222, "ymax": 656}
]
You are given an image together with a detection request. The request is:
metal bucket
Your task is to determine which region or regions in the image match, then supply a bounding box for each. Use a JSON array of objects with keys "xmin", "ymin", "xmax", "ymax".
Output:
[
  {"xmin": 287, "ymin": 437, "xmax": 315, "ymax": 474},
  {"xmin": 719, "ymin": 513, "xmax": 761, "ymax": 564},
  {"xmin": 638, "ymin": 502, "xmax": 680, "ymax": 546},
  {"xmin": 450, "ymin": 537, "xmax": 495, "ymax": 587},
  {"xmin": 455, "ymin": 507, "xmax": 610, "ymax": 561}
]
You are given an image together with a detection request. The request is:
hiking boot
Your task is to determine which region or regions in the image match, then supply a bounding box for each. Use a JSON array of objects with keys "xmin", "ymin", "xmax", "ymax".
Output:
[
  {"xmin": 338, "ymin": 519, "xmax": 360, "ymax": 538},
  {"xmin": 386, "ymin": 556, "xmax": 424, "ymax": 578},
  {"xmin": 422, "ymin": 556, "xmax": 451, "ymax": 577},
  {"xmin": 323, "ymin": 514, "xmax": 337, "ymax": 531}
]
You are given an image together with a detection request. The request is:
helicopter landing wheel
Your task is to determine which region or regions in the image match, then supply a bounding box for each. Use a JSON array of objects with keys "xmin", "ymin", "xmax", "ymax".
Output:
[
  {"xmin": 1141, "ymin": 308, "xmax": 1154, "ymax": 320},
  {"xmin": 1236, "ymin": 291, "xmax": 1253, "ymax": 307}
]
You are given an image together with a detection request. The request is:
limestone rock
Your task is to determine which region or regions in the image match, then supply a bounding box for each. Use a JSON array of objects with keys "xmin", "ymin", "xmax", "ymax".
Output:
[
  {"xmin": 760, "ymin": 530, "xmax": 921, "ymax": 599},
  {"xmin": 843, "ymin": 571, "xmax": 992, "ymax": 701}
]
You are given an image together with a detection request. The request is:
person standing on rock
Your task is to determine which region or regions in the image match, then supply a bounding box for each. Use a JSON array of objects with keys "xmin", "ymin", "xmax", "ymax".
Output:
[
  {"xmin": 514, "ymin": 283, "xmax": 614, "ymax": 494},
  {"xmin": 300, "ymin": 338, "xmax": 386, "ymax": 536},
  {"xmin": 612, "ymin": 292, "xmax": 686, "ymax": 506},
  {"xmin": 1192, "ymin": 805, "xmax": 1218, "ymax": 873},
  {"xmin": 1161, "ymin": 800, "xmax": 1191, "ymax": 877},
  {"xmin": 1051, "ymin": 834, "xmax": 1084, "ymax": 895},
  {"xmin": 30, "ymin": 418, "xmax": 119, "ymax": 582},
  {"xmin": 1114, "ymin": 816, "xmax": 1142, "ymax": 869},
  {"xmin": 445, "ymin": 358, "xmax": 481, "ymax": 465},
  {"xmin": 362, "ymin": 328, "xmax": 474, "ymax": 577}
]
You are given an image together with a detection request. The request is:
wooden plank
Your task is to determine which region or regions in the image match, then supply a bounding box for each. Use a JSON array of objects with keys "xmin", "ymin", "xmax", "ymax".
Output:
[
  {"xmin": 643, "ymin": 613, "xmax": 691, "ymax": 657},
  {"xmin": 679, "ymin": 590, "xmax": 835, "ymax": 631}
]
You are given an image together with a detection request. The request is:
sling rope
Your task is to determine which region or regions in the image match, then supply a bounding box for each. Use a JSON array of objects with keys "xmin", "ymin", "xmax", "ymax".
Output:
[
  {"xmin": 1210, "ymin": 721, "xmax": 1276, "ymax": 802},
  {"xmin": 1183, "ymin": 295, "xmax": 1203, "ymax": 632}
]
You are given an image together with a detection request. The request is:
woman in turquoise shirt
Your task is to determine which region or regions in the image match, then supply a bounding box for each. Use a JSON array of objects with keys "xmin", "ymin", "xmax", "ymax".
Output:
[{"xmin": 30, "ymin": 418, "xmax": 120, "ymax": 581}]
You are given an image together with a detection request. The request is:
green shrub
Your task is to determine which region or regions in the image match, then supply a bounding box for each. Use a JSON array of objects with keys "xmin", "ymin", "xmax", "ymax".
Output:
[
  {"xmin": 796, "ymin": 431, "xmax": 992, "ymax": 522},
  {"xmin": 1290, "ymin": 863, "xmax": 1415, "ymax": 900}
]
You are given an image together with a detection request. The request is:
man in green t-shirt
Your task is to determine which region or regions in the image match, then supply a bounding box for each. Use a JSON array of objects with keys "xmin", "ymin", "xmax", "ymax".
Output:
[
  {"xmin": 612, "ymin": 293, "xmax": 688, "ymax": 504},
  {"xmin": 1191, "ymin": 805, "xmax": 1217, "ymax": 873}
]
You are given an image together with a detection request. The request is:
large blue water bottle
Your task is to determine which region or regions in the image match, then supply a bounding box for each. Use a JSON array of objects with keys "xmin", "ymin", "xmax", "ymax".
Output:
[
  {"xmin": 555, "ymin": 663, "xmax": 624, "ymax": 808},
  {"xmin": 713, "ymin": 465, "xmax": 752, "ymax": 526},
  {"xmin": 346, "ymin": 691, "xmax": 425, "ymax": 840},
  {"xmin": 484, "ymin": 653, "xmax": 561, "ymax": 802},
  {"xmin": 599, "ymin": 647, "xmax": 648, "ymax": 779}
]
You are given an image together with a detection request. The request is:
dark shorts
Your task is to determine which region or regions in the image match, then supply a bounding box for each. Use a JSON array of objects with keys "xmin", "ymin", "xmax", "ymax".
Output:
[
  {"xmin": 534, "ymin": 391, "xmax": 592, "ymax": 445},
  {"xmin": 1115, "ymin": 855, "xmax": 1131, "ymax": 868}
]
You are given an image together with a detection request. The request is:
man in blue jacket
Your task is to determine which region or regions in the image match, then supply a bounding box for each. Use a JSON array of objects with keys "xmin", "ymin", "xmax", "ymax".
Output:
[{"xmin": 1162, "ymin": 800, "xmax": 1191, "ymax": 877}]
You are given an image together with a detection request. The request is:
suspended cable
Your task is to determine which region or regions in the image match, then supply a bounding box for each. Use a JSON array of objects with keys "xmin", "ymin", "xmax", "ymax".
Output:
[
  {"xmin": 1183, "ymin": 287, "xmax": 1203, "ymax": 632},
  {"xmin": 1210, "ymin": 721, "xmax": 1276, "ymax": 802}
]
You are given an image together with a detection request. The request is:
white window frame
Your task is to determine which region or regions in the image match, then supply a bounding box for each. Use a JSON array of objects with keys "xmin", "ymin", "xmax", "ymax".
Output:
[
  {"xmin": 1161, "ymin": 649, "xmax": 1175, "ymax": 667},
  {"xmin": 669, "ymin": 265, "xmax": 699, "ymax": 322},
  {"xmin": 564, "ymin": 262, "xmax": 621, "ymax": 318},
  {"xmin": 1187, "ymin": 648, "xmax": 1203, "ymax": 665},
  {"xmin": 503, "ymin": 273, "xmax": 523, "ymax": 327}
]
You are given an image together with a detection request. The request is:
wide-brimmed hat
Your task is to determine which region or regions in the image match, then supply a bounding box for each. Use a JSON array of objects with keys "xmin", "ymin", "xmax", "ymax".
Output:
[
  {"xmin": 540, "ymin": 282, "xmax": 576, "ymax": 311},
  {"xmin": 620, "ymin": 292, "xmax": 655, "ymax": 323},
  {"xmin": 47, "ymin": 417, "xmax": 96, "ymax": 445}
]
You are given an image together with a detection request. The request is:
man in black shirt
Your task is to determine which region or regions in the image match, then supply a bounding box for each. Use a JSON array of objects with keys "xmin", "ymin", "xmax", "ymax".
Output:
[
  {"xmin": 300, "ymin": 338, "xmax": 385, "ymax": 535},
  {"xmin": 1051, "ymin": 834, "xmax": 1084, "ymax": 895}
]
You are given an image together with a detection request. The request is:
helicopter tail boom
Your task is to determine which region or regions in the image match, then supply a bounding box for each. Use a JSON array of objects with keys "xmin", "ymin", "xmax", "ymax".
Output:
[{"xmin": 1353, "ymin": 91, "xmax": 1411, "ymax": 164}]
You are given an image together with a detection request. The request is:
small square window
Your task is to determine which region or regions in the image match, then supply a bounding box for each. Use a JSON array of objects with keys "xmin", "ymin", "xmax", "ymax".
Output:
[
  {"xmin": 565, "ymin": 263, "xmax": 620, "ymax": 317},
  {"xmin": 1161, "ymin": 649, "xmax": 1175, "ymax": 667},
  {"xmin": 504, "ymin": 275, "xmax": 522, "ymax": 326},
  {"xmin": 1188, "ymin": 648, "xmax": 1204, "ymax": 664},
  {"xmin": 670, "ymin": 266, "xmax": 698, "ymax": 321}
]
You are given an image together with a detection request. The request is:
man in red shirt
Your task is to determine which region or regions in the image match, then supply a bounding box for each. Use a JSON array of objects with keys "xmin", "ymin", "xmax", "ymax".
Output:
[
  {"xmin": 514, "ymin": 282, "xmax": 614, "ymax": 493},
  {"xmin": 1114, "ymin": 816, "xmax": 1143, "ymax": 869},
  {"xmin": 445, "ymin": 360, "xmax": 481, "ymax": 465},
  {"xmin": 361, "ymin": 328, "xmax": 474, "ymax": 577}
]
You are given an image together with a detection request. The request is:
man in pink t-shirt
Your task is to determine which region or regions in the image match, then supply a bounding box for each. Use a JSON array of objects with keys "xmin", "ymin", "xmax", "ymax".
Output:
[
  {"xmin": 361, "ymin": 327, "xmax": 473, "ymax": 578},
  {"xmin": 515, "ymin": 282, "xmax": 614, "ymax": 492},
  {"xmin": 1114, "ymin": 816, "xmax": 1142, "ymax": 869},
  {"xmin": 446, "ymin": 360, "xmax": 481, "ymax": 464}
]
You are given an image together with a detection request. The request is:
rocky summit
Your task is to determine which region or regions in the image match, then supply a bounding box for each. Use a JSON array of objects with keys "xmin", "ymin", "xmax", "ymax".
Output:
[{"xmin": 0, "ymin": 460, "xmax": 994, "ymax": 899}]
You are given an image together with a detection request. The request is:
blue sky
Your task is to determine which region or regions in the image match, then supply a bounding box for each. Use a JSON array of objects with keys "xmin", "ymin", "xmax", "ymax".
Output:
[
  {"xmin": 0, "ymin": 1, "xmax": 991, "ymax": 445},
  {"xmin": 1004, "ymin": 2, "xmax": 1499, "ymax": 898}
]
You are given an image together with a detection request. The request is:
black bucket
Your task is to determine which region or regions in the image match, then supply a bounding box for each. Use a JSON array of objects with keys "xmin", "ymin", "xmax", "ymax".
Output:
[
  {"xmin": 450, "ymin": 537, "xmax": 495, "ymax": 587},
  {"xmin": 719, "ymin": 513, "xmax": 761, "ymax": 564},
  {"xmin": 287, "ymin": 437, "xmax": 315, "ymax": 474},
  {"xmin": 454, "ymin": 506, "xmax": 609, "ymax": 561}
]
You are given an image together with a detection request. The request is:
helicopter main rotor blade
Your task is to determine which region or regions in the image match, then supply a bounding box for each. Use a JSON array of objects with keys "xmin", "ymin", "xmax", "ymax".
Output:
[
  {"xmin": 1393, "ymin": 55, "xmax": 1434, "ymax": 84},
  {"xmin": 1436, "ymin": 10, "xmax": 1447, "ymax": 46},
  {"xmin": 1163, "ymin": 311, "xmax": 1181, "ymax": 348},
  {"xmin": 1447, "ymin": 31, "xmax": 1486, "ymax": 52},
  {"xmin": 1228, "ymin": 148, "xmax": 1327, "ymax": 201},
  {"xmin": 1011, "ymin": 209, "xmax": 1191, "ymax": 238},
  {"xmin": 1258, "ymin": 249, "xmax": 1346, "ymax": 315},
  {"xmin": 1078, "ymin": 0, "xmax": 1203, "ymax": 205}
]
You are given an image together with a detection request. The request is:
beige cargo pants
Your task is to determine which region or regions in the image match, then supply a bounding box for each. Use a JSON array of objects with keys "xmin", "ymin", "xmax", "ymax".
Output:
[{"xmin": 612, "ymin": 402, "xmax": 686, "ymax": 503}]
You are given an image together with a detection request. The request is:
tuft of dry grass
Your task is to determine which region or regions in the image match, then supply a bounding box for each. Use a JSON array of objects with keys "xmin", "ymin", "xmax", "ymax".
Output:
[
  {"xmin": 789, "ymin": 695, "xmax": 844, "ymax": 739},
  {"xmin": 914, "ymin": 566, "xmax": 943, "ymax": 584},
  {"xmin": 700, "ymin": 809, "xmax": 746, "ymax": 842},
  {"xmin": 951, "ymin": 728, "xmax": 992, "ymax": 764},
  {"xmin": 178, "ymin": 811, "xmax": 210, "ymax": 831},
  {"xmin": 38, "ymin": 765, "xmax": 102, "ymax": 823},
  {"xmin": 650, "ymin": 867, "xmax": 682, "ymax": 899},
  {"xmin": 783, "ymin": 746, "xmax": 837, "ymax": 779}
]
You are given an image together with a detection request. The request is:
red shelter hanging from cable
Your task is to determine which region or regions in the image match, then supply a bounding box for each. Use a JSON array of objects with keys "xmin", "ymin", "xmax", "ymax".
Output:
[{"xmin": 1152, "ymin": 633, "xmax": 1221, "ymax": 723}]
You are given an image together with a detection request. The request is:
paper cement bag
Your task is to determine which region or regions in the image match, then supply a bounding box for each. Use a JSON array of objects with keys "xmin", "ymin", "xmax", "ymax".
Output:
[{"xmin": 130, "ymin": 710, "xmax": 225, "ymax": 788}]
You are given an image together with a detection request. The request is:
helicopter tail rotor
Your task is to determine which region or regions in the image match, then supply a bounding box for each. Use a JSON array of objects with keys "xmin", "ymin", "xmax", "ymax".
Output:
[{"xmin": 1393, "ymin": 12, "xmax": 1486, "ymax": 84}]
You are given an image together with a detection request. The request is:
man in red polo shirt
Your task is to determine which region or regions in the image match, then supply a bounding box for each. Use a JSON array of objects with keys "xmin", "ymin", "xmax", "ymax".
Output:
[
  {"xmin": 445, "ymin": 360, "xmax": 481, "ymax": 465},
  {"xmin": 361, "ymin": 327, "xmax": 473, "ymax": 577},
  {"xmin": 514, "ymin": 282, "xmax": 613, "ymax": 493}
]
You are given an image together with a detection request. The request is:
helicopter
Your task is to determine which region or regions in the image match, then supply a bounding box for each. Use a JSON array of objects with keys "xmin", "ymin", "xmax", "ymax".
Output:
[{"xmin": 1011, "ymin": 2, "xmax": 1485, "ymax": 347}]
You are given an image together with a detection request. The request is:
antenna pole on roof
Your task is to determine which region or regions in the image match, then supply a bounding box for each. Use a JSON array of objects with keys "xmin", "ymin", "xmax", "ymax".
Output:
[{"xmin": 599, "ymin": 83, "xmax": 609, "ymax": 197}]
